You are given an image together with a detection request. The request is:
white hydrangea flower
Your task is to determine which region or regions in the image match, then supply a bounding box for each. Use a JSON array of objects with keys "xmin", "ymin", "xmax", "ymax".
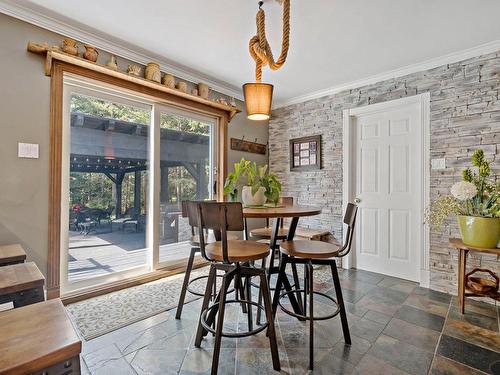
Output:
[{"xmin": 450, "ymin": 181, "xmax": 477, "ymax": 200}]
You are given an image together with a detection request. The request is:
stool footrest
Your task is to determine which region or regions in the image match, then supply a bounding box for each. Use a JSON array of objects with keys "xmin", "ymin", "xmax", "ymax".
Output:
[
  {"xmin": 278, "ymin": 290, "xmax": 340, "ymax": 321},
  {"xmin": 200, "ymin": 299, "xmax": 268, "ymax": 338},
  {"xmin": 187, "ymin": 274, "xmax": 235, "ymax": 297}
]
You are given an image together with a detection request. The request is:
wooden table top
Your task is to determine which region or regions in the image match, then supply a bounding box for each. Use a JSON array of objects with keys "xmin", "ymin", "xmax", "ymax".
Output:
[
  {"xmin": 449, "ymin": 238, "xmax": 500, "ymax": 256},
  {"xmin": 243, "ymin": 205, "xmax": 322, "ymax": 218},
  {"xmin": 0, "ymin": 299, "xmax": 81, "ymax": 374},
  {"xmin": 0, "ymin": 261, "xmax": 45, "ymax": 295},
  {"xmin": 0, "ymin": 244, "xmax": 26, "ymax": 264}
]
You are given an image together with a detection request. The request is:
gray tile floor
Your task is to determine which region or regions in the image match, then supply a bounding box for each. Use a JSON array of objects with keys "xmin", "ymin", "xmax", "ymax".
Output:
[{"xmin": 75, "ymin": 268, "xmax": 500, "ymax": 374}]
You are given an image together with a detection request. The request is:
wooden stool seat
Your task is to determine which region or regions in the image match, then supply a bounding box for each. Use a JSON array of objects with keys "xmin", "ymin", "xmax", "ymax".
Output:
[
  {"xmin": 206, "ymin": 240, "xmax": 270, "ymax": 263},
  {"xmin": 280, "ymin": 240, "xmax": 340, "ymax": 259},
  {"xmin": 0, "ymin": 244, "xmax": 27, "ymax": 266},
  {"xmin": 190, "ymin": 233, "xmax": 238, "ymax": 246},
  {"xmin": 250, "ymin": 226, "xmax": 289, "ymax": 239},
  {"xmin": 0, "ymin": 299, "xmax": 81, "ymax": 374},
  {"xmin": 0, "ymin": 262, "xmax": 45, "ymax": 308}
]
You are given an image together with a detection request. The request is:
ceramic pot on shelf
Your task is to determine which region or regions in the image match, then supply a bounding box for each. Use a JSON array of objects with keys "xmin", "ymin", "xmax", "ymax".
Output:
[
  {"xmin": 105, "ymin": 55, "xmax": 118, "ymax": 70},
  {"xmin": 241, "ymin": 186, "xmax": 266, "ymax": 206},
  {"xmin": 145, "ymin": 62, "xmax": 161, "ymax": 83},
  {"xmin": 83, "ymin": 45, "xmax": 98, "ymax": 62},
  {"xmin": 162, "ymin": 73, "xmax": 175, "ymax": 88},
  {"xmin": 457, "ymin": 216, "xmax": 500, "ymax": 248},
  {"xmin": 61, "ymin": 38, "xmax": 78, "ymax": 56},
  {"xmin": 176, "ymin": 81, "xmax": 188, "ymax": 93},
  {"xmin": 127, "ymin": 64, "xmax": 141, "ymax": 76},
  {"xmin": 198, "ymin": 82, "xmax": 210, "ymax": 99}
]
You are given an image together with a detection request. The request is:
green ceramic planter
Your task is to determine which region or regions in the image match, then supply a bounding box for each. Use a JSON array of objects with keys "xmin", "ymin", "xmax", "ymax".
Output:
[{"xmin": 457, "ymin": 215, "xmax": 500, "ymax": 248}]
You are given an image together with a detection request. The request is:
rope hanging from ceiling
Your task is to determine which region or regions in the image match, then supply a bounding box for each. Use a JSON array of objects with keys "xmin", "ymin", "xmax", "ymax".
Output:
[{"xmin": 248, "ymin": 0, "xmax": 290, "ymax": 83}]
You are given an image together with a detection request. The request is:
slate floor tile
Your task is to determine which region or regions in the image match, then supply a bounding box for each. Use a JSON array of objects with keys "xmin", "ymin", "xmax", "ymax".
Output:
[
  {"xmin": 83, "ymin": 344, "xmax": 136, "ymax": 375},
  {"xmin": 437, "ymin": 335, "xmax": 500, "ymax": 374},
  {"xmin": 377, "ymin": 277, "xmax": 417, "ymax": 294},
  {"xmin": 331, "ymin": 334, "xmax": 372, "ymax": 365},
  {"xmin": 383, "ymin": 318, "xmax": 440, "ymax": 352},
  {"xmin": 363, "ymin": 310, "xmax": 392, "ymax": 325},
  {"xmin": 236, "ymin": 348, "xmax": 290, "ymax": 375},
  {"xmin": 179, "ymin": 348, "xmax": 236, "ymax": 375},
  {"xmin": 394, "ymin": 305, "xmax": 445, "ymax": 332},
  {"xmin": 127, "ymin": 348, "xmax": 186, "ymax": 374},
  {"xmin": 370, "ymin": 287, "xmax": 410, "ymax": 304},
  {"xmin": 403, "ymin": 293, "xmax": 450, "ymax": 317},
  {"xmin": 447, "ymin": 306, "xmax": 499, "ymax": 332},
  {"xmin": 450, "ymin": 297, "xmax": 498, "ymax": 318},
  {"xmin": 356, "ymin": 294, "xmax": 403, "ymax": 316},
  {"xmin": 347, "ymin": 270, "xmax": 385, "ymax": 285},
  {"xmin": 429, "ymin": 355, "xmax": 489, "ymax": 375},
  {"xmin": 443, "ymin": 317, "xmax": 500, "ymax": 353},
  {"xmin": 89, "ymin": 357, "xmax": 137, "ymax": 375},
  {"xmin": 279, "ymin": 321, "xmax": 343, "ymax": 348},
  {"xmin": 412, "ymin": 287, "xmax": 452, "ymax": 304},
  {"xmin": 345, "ymin": 301, "xmax": 369, "ymax": 317},
  {"xmin": 83, "ymin": 344, "xmax": 123, "ymax": 370},
  {"xmin": 368, "ymin": 335, "xmax": 434, "ymax": 375},
  {"xmin": 286, "ymin": 348, "xmax": 354, "ymax": 375},
  {"xmin": 349, "ymin": 317, "xmax": 386, "ymax": 343},
  {"xmin": 353, "ymin": 354, "xmax": 412, "ymax": 375}
]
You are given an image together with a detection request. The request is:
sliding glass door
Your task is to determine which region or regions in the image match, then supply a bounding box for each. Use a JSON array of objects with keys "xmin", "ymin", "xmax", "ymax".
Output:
[
  {"xmin": 60, "ymin": 75, "xmax": 217, "ymax": 294},
  {"xmin": 156, "ymin": 106, "xmax": 216, "ymax": 267}
]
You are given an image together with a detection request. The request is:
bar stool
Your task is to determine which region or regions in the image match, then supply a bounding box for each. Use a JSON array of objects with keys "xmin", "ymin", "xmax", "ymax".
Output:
[
  {"xmin": 176, "ymin": 201, "xmax": 238, "ymax": 320},
  {"xmin": 193, "ymin": 201, "xmax": 280, "ymax": 374},
  {"xmin": 272, "ymin": 203, "xmax": 358, "ymax": 370}
]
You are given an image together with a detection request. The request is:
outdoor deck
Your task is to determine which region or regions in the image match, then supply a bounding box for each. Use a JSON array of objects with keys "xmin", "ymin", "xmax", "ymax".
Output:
[{"xmin": 68, "ymin": 230, "xmax": 193, "ymax": 282}]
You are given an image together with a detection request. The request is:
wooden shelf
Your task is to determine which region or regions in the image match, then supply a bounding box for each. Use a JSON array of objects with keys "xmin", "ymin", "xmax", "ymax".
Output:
[
  {"xmin": 465, "ymin": 287, "xmax": 500, "ymax": 301},
  {"xmin": 28, "ymin": 44, "xmax": 240, "ymax": 121}
]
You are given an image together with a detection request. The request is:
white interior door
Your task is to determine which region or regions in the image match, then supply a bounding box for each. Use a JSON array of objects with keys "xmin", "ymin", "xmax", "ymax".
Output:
[{"xmin": 352, "ymin": 100, "xmax": 422, "ymax": 282}]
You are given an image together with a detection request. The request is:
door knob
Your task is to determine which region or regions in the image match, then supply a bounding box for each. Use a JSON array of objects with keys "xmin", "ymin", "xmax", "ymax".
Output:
[{"xmin": 354, "ymin": 198, "xmax": 361, "ymax": 204}]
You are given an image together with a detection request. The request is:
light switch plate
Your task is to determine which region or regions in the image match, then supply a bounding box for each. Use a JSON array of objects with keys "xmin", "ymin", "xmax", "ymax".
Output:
[
  {"xmin": 431, "ymin": 158, "xmax": 446, "ymax": 170},
  {"xmin": 18, "ymin": 143, "xmax": 39, "ymax": 159}
]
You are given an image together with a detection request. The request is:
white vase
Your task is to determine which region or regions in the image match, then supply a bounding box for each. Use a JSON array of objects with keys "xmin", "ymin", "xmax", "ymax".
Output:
[{"xmin": 241, "ymin": 186, "xmax": 266, "ymax": 206}]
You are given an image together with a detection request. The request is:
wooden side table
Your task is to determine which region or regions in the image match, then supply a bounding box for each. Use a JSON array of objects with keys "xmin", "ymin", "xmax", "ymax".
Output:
[
  {"xmin": 0, "ymin": 261, "xmax": 45, "ymax": 308},
  {"xmin": 0, "ymin": 299, "xmax": 82, "ymax": 374},
  {"xmin": 0, "ymin": 244, "xmax": 27, "ymax": 266},
  {"xmin": 449, "ymin": 238, "xmax": 500, "ymax": 314}
]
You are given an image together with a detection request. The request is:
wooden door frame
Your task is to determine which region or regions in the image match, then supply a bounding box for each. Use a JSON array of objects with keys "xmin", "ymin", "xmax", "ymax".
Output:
[
  {"xmin": 342, "ymin": 93, "xmax": 431, "ymax": 287},
  {"xmin": 47, "ymin": 61, "xmax": 231, "ymax": 299}
]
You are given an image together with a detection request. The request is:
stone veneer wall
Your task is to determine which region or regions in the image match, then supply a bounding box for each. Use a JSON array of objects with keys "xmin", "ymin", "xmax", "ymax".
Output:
[{"xmin": 269, "ymin": 51, "xmax": 500, "ymax": 294}]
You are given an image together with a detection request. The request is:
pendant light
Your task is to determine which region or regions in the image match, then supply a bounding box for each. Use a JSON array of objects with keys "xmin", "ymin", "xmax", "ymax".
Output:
[{"xmin": 244, "ymin": 0, "xmax": 291, "ymax": 121}]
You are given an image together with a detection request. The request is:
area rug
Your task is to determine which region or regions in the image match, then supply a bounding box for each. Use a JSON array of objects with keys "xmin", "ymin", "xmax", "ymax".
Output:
[{"xmin": 66, "ymin": 267, "xmax": 210, "ymax": 340}]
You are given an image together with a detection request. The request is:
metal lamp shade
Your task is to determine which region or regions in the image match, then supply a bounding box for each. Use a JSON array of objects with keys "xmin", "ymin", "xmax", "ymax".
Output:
[{"xmin": 243, "ymin": 83, "xmax": 274, "ymax": 121}]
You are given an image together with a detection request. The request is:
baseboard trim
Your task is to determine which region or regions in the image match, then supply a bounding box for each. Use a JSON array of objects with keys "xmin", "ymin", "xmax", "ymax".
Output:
[{"xmin": 420, "ymin": 269, "xmax": 430, "ymax": 288}]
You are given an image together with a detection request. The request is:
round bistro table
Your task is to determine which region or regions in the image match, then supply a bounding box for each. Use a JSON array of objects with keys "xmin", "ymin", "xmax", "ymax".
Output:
[{"xmin": 243, "ymin": 205, "xmax": 322, "ymax": 319}]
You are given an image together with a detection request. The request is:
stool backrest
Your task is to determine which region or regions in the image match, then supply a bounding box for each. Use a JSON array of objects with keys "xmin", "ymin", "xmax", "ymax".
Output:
[
  {"xmin": 338, "ymin": 203, "xmax": 358, "ymax": 258},
  {"xmin": 196, "ymin": 202, "xmax": 244, "ymax": 263}
]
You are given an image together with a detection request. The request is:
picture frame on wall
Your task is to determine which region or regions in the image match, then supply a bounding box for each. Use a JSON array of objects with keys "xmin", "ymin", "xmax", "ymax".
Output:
[{"xmin": 289, "ymin": 135, "xmax": 321, "ymax": 171}]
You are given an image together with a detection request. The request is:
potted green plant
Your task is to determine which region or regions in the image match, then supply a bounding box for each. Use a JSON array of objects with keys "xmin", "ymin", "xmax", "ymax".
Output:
[
  {"xmin": 426, "ymin": 149, "xmax": 500, "ymax": 248},
  {"xmin": 223, "ymin": 158, "xmax": 282, "ymax": 206}
]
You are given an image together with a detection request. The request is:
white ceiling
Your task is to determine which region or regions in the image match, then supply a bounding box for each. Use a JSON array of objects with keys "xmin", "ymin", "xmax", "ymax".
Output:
[{"xmin": 5, "ymin": 0, "xmax": 500, "ymax": 107}]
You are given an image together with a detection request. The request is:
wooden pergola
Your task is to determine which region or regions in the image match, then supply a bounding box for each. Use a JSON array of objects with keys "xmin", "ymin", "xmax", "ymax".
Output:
[{"xmin": 70, "ymin": 112, "xmax": 210, "ymax": 217}]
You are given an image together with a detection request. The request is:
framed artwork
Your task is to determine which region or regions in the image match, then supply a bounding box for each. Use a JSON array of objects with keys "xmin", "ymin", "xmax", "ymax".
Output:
[{"xmin": 289, "ymin": 135, "xmax": 321, "ymax": 171}]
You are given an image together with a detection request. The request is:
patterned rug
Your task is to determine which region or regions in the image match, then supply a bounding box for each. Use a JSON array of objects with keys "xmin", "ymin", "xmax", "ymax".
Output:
[{"xmin": 66, "ymin": 267, "xmax": 209, "ymax": 340}]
